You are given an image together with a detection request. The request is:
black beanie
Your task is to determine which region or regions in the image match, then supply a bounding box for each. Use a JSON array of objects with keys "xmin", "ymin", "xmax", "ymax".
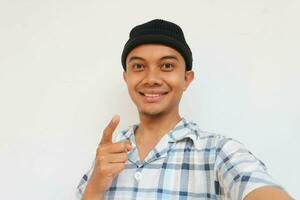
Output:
[{"xmin": 121, "ymin": 19, "xmax": 193, "ymax": 71}]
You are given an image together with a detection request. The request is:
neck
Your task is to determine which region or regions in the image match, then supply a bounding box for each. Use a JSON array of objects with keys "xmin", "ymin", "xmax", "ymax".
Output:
[{"xmin": 136, "ymin": 108, "xmax": 182, "ymax": 140}]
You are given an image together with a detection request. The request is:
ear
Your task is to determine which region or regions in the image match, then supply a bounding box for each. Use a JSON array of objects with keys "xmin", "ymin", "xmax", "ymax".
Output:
[
  {"xmin": 123, "ymin": 71, "xmax": 127, "ymax": 83},
  {"xmin": 183, "ymin": 70, "xmax": 194, "ymax": 91}
]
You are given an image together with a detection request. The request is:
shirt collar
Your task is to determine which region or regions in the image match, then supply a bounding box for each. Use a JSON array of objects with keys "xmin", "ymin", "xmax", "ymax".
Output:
[{"xmin": 119, "ymin": 117, "xmax": 201, "ymax": 149}]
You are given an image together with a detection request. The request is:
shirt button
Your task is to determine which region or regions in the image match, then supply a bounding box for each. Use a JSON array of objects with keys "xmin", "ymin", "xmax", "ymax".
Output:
[{"xmin": 134, "ymin": 172, "xmax": 142, "ymax": 181}]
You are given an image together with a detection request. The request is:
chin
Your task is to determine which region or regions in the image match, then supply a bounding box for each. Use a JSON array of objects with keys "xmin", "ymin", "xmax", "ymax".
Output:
[{"xmin": 139, "ymin": 108, "xmax": 164, "ymax": 117}]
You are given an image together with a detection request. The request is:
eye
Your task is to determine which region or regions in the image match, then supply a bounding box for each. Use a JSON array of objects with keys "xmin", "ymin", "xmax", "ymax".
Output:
[
  {"xmin": 161, "ymin": 63, "xmax": 174, "ymax": 71},
  {"xmin": 132, "ymin": 63, "xmax": 144, "ymax": 71}
]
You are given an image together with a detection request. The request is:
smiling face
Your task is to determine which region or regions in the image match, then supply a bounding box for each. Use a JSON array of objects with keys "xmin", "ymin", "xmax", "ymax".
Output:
[{"xmin": 123, "ymin": 44, "xmax": 194, "ymax": 118}]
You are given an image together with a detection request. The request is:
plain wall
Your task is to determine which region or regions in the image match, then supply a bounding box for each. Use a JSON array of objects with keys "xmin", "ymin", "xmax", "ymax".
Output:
[{"xmin": 0, "ymin": 0, "xmax": 299, "ymax": 199}]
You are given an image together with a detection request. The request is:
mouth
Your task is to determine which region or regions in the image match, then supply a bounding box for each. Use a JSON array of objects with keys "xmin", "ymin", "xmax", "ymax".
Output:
[{"xmin": 138, "ymin": 91, "xmax": 169, "ymax": 103}]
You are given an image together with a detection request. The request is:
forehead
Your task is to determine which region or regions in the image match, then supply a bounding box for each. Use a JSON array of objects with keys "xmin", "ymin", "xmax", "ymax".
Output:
[{"xmin": 126, "ymin": 44, "xmax": 184, "ymax": 62}]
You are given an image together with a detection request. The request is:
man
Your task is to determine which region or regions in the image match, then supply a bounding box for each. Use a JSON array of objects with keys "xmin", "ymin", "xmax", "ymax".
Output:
[{"xmin": 76, "ymin": 19, "xmax": 292, "ymax": 199}]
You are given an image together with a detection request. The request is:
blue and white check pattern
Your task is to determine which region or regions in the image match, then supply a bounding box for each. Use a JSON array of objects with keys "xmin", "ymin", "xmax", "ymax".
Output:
[{"xmin": 76, "ymin": 118, "xmax": 281, "ymax": 199}]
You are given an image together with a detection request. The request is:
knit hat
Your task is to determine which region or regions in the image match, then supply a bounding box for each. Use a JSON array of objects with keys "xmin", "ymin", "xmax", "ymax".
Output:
[{"xmin": 121, "ymin": 19, "xmax": 193, "ymax": 71}]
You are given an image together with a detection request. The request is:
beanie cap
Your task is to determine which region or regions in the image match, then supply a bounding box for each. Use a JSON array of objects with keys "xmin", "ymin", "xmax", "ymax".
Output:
[{"xmin": 121, "ymin": 19, "xmax": 193, "ymax": 71}]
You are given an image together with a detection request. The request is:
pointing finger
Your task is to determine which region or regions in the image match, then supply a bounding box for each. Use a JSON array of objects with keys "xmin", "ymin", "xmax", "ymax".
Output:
[{"xmin": 100, "ymin": 115, "xmax": 120, "ymax": 144}]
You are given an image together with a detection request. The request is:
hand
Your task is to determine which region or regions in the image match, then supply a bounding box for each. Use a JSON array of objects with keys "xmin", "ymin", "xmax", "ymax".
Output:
[{"xmin": 82, "ymin": 115, "xmax": 132, "ymax": 199}]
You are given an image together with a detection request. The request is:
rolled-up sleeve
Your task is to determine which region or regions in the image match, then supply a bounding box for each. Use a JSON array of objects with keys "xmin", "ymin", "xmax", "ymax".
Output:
[
  {"xmin": 215, "ymin": 137, "xmax": 282, "ymax": 199},
  {"xmin": 76, "ymin": 160, "xmax": 95, "ymax": 200}
]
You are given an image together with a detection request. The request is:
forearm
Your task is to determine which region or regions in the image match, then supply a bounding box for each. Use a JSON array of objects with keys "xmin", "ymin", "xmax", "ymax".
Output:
[
  {"xmin": 244, "ymin": 186, "xmax": 293, "ymax": 200},
  {"xmin": 81, "ymin": 178, "xmax": 105, "ymax": 200},
  {"xmin": 82, "ymin": 185, "xmax": 104, "ymax": 200}
]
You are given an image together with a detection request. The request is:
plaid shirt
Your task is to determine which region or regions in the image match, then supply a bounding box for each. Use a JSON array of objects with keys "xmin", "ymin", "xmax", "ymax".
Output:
[{"xmin": 76, "ymin": 118, "xmax": 281, "ymax": 199}]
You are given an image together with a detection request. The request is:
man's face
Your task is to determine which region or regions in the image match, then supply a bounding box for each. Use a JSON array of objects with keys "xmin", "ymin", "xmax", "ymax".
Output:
[{"xmin": 123, "ymin": 44, "xmax": 194, "ymax": 117}]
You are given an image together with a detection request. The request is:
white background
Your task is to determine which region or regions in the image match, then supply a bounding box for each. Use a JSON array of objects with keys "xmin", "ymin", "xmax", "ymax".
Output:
[{"xmin": 0, "ymin": 0, "xmax": 299, "ymax": 199}]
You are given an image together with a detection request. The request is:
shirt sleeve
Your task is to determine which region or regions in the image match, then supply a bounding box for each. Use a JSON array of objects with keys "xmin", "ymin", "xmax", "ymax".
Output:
[
  {"xmin": 75, "ymin": 159, "xmax": 95, "ymax": 200},
  {"xmin": 214, "ymin": 137, "xmax": 283, "ymax": 200}
]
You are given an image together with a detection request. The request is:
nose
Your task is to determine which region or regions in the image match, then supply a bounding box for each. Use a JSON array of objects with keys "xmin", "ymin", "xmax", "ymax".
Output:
[{"xmin": 142, "ymin": 67, "xmax": 163, "ymax": 86}]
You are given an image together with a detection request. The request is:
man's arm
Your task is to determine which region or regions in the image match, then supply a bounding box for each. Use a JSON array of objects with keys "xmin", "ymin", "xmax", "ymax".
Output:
[
  {"xmin": 244, "ymin": 186, "xmax": 293, "ymax": 200},
  {"xmin": 214, "ymin": 137, "xmax": 293, "ymax": 200},
  {"xmin": 77, "ymin": 115, "xmax": 132, "ymax": 200}
]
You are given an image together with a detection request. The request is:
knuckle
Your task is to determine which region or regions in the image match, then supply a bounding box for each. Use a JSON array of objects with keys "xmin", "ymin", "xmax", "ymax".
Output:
[
  {"xmin": 119, "ymin": 142, "xmax": 125, "ymax": 149},
  {"xmin": 96, "ymin": 146, "xmax": 104, "ymax": 156},
  {"xmin": 96, "ymin": 154, "xmax": 107, "ymax": 163},
  {"xmin": 102, "ymin": 129, "xmax": 110, "ymax": 138},
  {"xmin": 97, "ymin": 144, "xmax": 110, "ymax": 154}
]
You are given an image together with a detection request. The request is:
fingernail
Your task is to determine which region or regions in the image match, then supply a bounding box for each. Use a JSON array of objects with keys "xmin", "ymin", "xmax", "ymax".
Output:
[
  {"xmin": 126, "ymin": 143, "xmax": 132, "ymax": 150},
  {"xmin": 112, "ymin": 115, "xmax": 120, "ymax": 123}
]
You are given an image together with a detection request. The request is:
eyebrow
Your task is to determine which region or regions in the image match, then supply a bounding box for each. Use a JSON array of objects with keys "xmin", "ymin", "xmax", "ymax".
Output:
[
  {"xmin": 159, "ymin": 55, "xmax": 178, "ymax": 61},
  {"xmin": 128, "ymin": 56, "xmax": 145, "ymax": 63}
]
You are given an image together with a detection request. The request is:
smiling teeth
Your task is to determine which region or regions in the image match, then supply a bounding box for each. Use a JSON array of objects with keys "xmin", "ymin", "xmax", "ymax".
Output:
[{"xmin": 144, "ymin": 94, "xmax": 161, "ymax": 97}]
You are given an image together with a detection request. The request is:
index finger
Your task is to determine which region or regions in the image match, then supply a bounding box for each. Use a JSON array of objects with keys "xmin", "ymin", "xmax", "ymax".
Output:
[{"xmin": 99, "ymin": 115, "xmax": 120, "ymax": 144}]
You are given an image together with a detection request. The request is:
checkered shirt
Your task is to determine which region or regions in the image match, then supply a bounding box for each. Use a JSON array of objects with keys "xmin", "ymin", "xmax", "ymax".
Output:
[{"xmin": 76, "ymin": 118, "xmax": 281, "ymax": 199}]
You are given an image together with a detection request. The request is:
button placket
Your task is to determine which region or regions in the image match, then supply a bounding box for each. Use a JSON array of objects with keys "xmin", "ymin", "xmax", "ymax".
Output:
[{"xmin": 134, "ymin": 171, "xmax": 142, "ymax": 181}]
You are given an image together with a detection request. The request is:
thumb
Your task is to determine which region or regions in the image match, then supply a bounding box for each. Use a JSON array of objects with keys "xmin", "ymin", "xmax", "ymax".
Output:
[{"xmin": 99, "ymin": 115, "xmax": 120, "ymax": 144}]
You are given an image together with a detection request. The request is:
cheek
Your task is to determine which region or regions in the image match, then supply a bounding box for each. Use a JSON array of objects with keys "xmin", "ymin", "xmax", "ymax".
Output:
[
  {"xmin": 165, "ymin": 74, "xmax": 186, "ymax": 92},
  {"xmin": 126, "ymin": 77, "xmax": 140, "ymax": 95}
]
